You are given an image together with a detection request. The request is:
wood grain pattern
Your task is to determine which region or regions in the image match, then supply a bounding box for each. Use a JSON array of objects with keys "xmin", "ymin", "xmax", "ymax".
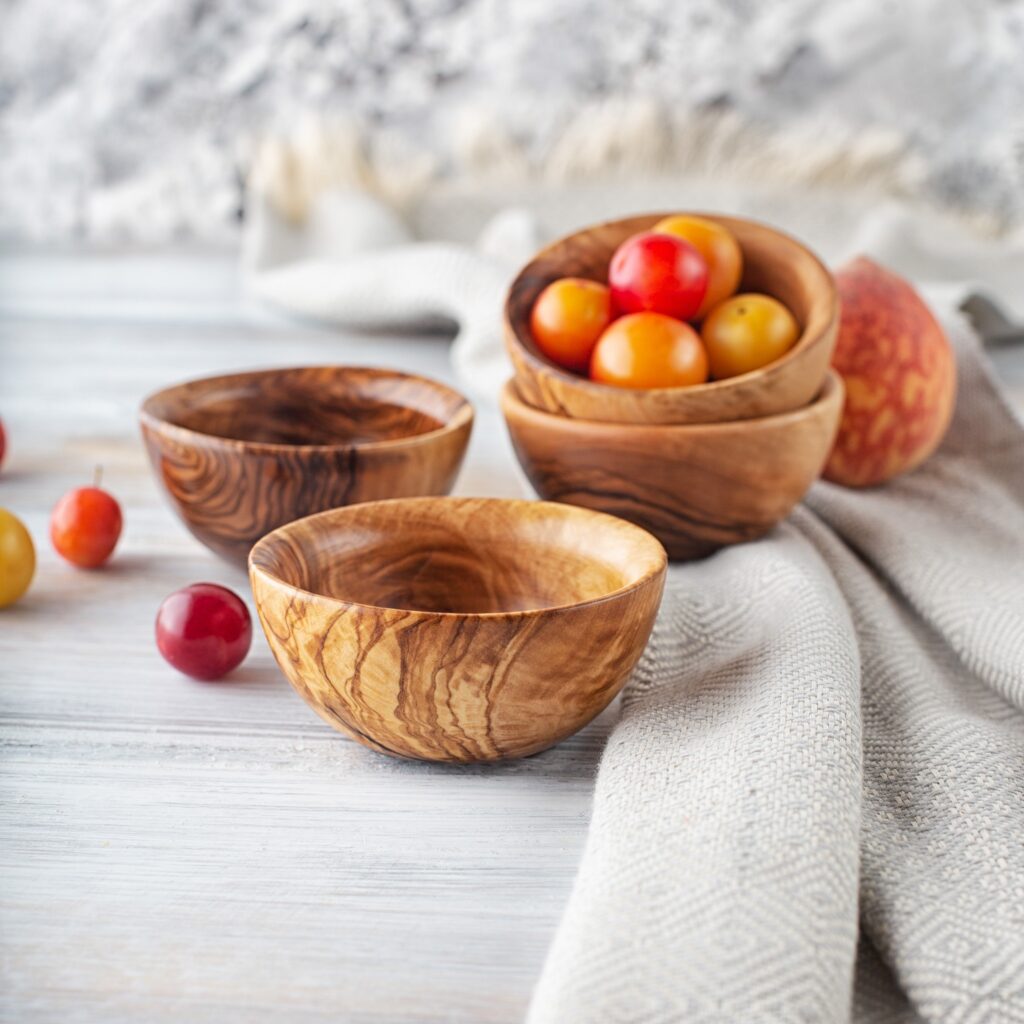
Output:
[
  {"xmin": 2, "ymin": 225, "xmax": 1022, "ymax": 1024},
  {"xmin": 139, "ymin": 366, "xmax": 473, "ymax": 567},
  {"xmin": 504, "ymin": 212, "xmax": 838, "ymax": 424},
  {"xmin": 0, "ymin": 257, "xmax": 599, "ymax": 1024},
  {"xmin": 249, "ymin": 497, "xmax": 666, "ymax": 763},
  {"xmin": 502, "ymin": 371, "xmax": 844, "ymax": 560}
]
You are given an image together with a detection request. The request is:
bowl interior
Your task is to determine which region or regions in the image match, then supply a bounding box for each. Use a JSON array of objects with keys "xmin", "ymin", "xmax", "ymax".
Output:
[
  {"xmin": 142, "ymin": 366, "xmax": 469, "ymax": 447},
  {"xmin": 251, "ymin": 498, "xmax": 666, "ymax": 615},
  {"xmin": 506, "ymin": 212, "xmax": 834, "ymax": 393}
]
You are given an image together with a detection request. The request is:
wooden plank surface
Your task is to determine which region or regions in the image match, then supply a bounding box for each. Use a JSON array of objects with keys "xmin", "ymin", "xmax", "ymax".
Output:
[
  {"xmin": 1, "ymin": 248, "xmax": 1021, "ymax": 1024},
  {"xmin": 0, "ymin": 250, "xmax": 614, "ymax": 1024}
]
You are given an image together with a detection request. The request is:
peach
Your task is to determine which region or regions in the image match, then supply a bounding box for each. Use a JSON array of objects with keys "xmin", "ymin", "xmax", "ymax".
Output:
[{"xmin": 824, "ymin": 257, "xmax": 956, "ymax": 488}]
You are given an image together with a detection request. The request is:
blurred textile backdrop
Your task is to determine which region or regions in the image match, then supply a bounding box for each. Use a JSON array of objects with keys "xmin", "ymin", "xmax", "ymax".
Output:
[{"xmin": 1, "ymin": 0, "xmax": 1022, "ymax": 242}]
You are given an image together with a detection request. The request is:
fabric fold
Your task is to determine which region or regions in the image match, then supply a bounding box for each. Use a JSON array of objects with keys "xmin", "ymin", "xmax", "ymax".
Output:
[
  {"xmin": 529, "ymin": 319, "xmax": 1024, "ymax": 1023},
  {"xmin": 804, "ymin": 323, "xmax": 1024, "ymax": 1023},
  {"xmin": 243, "ymin": 189, "xmax": 538, "ymax": 401},
  {"xmin": 529, "ymin": 526, "xmax": 864, "ymax": 1023}
]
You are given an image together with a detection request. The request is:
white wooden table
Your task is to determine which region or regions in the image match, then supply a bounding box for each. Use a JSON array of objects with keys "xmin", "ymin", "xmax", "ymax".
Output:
[
  {"xmin": 1, "ymin": 246, "xmax": 1022, "ymax": 1024},
  {"xmin": 0, "ymin": 248, "xmax": 622, "ymax": 1024}
]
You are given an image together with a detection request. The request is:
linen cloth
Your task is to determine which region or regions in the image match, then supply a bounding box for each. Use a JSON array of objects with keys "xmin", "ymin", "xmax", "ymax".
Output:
[
  {"xmin": 531, "ymin": 318, "xmax": 1024, "ymax": 1023},
  {"xmin": 244, "ymin": 186, "xmax": 1024, "ymax": 1023}
]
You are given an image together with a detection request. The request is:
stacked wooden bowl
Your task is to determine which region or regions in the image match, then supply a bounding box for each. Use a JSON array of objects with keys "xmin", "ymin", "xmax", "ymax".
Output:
[{"xmin": 501, "ymin": 213, "xmax": 845, "ymax": 560}]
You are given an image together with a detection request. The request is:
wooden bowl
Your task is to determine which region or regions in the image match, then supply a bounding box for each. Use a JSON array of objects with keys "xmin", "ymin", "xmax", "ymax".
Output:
[
  {"xmin": 501, "ymin": 371, "xmax": 844, "ymax": 560},
  {"xmin": 504, "ymin": 212, "xmax": 838, "ymax": 424},
  {"xmin": 140, "ymin": 367, "xmax": 473, "ymax": 567},
  {"xmin": 249, "ymin": 497, "xmax": 667, "ymax": 763}
]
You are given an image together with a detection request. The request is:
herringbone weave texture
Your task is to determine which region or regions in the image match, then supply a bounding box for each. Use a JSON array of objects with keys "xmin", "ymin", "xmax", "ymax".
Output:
[{"xmin": 529, "ymin": 314, "xmax": 1024, "ymax": 1023}]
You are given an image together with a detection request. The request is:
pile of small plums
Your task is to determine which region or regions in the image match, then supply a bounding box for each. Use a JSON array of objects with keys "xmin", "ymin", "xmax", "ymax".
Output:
[
  {"xmin": 0, "ymin": 422, "xmax": 251, "ymax": 681},
  {"xmin": 530, "ymin": 215, "xmax": 799, "ymax": 388}
]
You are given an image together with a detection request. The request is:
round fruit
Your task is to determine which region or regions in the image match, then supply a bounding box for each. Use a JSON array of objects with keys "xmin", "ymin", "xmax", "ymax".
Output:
[
  {"xmin": 155, "ymin": 583, "xmax": 253, "ymax": 681},
  {"xmin": 824, "ymin": 257, "xmax": 956, "ymax": 487},
  {"xmin": 701, "ymin": 293, "xmax": 799, "ymax": 379},
  {"xmin": 51, "ymin": 484, "xmax": 123, "ymax": 568},
  {"xmin": 530, "ymin": 277, "xmax": 613, "ymax": 372},
  {"xmin": 608, "ymin": 232, "xmax": 708, "ymax": 320},
  {"xmin": 653, "ymin": 215, "xmax": 743, "ymax": 318},
  {"xmin": 590, "ymin": 313, "xmax": 709, "ymax": 390},
  {"xmin": 0, "ymin": 508, "xmax": 35, "ymax": 609}
]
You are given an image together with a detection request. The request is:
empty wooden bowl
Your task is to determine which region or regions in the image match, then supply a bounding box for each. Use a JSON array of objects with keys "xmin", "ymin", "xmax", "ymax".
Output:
[
  {"xmin": 505, "ymin": 212, "xmax": 838, "ymax": 424},
  {"xmin": 249, "ymin": 497, "xmax": 667, "ymax": 763},
  {"xmin": 502, "ymin": 371, "xmax": 844, "ymax": 560},
  {"xmin": 140, "ymin": 367, "xmax": 473, "ymax": 567}
]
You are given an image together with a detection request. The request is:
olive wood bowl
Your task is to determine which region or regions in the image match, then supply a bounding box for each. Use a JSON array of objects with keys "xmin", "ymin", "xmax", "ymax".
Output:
[
  {"xmin": 504, "ymin": 212, "xmax": 838, "ymax": 424},
  {"xmin": 502, "ymin": 371, "xmax": 844, "ymax": 560},
  {"xmin": 249, "ymin": 496, "xmax": 667, "ymax": 763},
  {"xmin": 140, "ymin": 367, "xmax": 473, "ymax": 567}
]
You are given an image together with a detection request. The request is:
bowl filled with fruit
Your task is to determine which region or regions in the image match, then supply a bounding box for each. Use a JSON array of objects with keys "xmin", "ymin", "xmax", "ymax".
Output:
[
  {"xmin": 504, "ymin": 212, "xmax": 838, "ymax": 425},
  {"xmin": 501, "ymin": 212, "xmax": 845, "ymax": 559}
]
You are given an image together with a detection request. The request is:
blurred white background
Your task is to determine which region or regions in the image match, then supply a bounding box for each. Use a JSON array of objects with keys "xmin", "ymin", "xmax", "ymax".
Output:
[{"xmin": 2, "ymin": 0, "xmax": 1022, "ymax": 243}]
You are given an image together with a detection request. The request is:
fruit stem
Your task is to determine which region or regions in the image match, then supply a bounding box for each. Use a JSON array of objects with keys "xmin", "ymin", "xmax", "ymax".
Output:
[{"xmin": 93, "ymin": 465, "xmax": 103, "ymax": 489}]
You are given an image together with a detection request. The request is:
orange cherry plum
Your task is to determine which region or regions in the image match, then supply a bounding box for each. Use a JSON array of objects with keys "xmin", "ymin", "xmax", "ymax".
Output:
[
  {"xmin": 51, "ymin": 480, "xmax": 123, "ymax": 568},
  {"xmin": 530, "ymin": 277, "xmax": 613, "ymax": 372},
  {"xmin": 590, "ymin": 312, "xmax": 709, "ymax": 390},
  {"xmin": 653, "ymin": 215, "xmax": 743, "ymax": 318},
  {"xmin": 701, "ymin": 293, "xmax": 799, "ymax": 379}
]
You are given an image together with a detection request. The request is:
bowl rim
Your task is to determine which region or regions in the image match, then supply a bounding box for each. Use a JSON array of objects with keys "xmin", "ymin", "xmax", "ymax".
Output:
[
  {"xmin": 501, "ymin": 369, "xmax": 843, "ymax": 434},
  {"xmin": 248, "ymin": 495, "xmax": 668, "ymax": 620},
  {"xmin": 138, "ymin": 364, "xmax": 474, "ymax": 455},
  {"xmin": 503, "ymin": 210, "xmax": 838, "ymax": 399}
]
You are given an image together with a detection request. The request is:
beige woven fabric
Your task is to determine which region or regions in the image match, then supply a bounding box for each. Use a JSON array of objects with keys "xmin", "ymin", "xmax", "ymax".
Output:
[{"xmin": 529, "ymin": 315, "xmax": 1024, "ymax": 1024}]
